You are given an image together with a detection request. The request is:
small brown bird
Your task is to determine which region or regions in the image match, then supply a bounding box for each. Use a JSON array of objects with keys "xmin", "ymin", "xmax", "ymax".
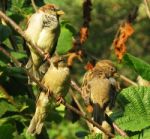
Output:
[
  {"xmin": 81, "ymin": 60, "xmax": 117, "ymax": 124},
  {"xmin": 27, "ymin": 56, "xmax": 70, "ymax": 135},
  {"xmin": 25, "ymin": 4, "xmax": 64, "ymax": 80},
  {"xmin": 42, "ymin": 56, "xmax": 70, "ymax": 99}
]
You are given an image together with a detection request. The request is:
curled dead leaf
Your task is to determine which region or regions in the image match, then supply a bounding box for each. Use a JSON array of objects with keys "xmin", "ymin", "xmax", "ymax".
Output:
[
  {"xmin": 113, "ymin": 22, "xmax": 134, "ymax": 61},
  {"xmin": 80, "ymin": 27, "xmax": 89, "ymax": 44},
  {"xmin": 86, "ymin": 104, "xmax": 93, "ymax": 113},
  {"xmin": 67, "ymin": 51, "xmax": 83, "ymax": 66},
  {"xmin": 84, "ymin": 61, "xmax": 94, "ymax": 70}
]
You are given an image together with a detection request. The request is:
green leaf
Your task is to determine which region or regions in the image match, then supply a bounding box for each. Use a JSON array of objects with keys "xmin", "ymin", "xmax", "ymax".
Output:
[
  {"xmin": 11, "ymin": 51, "xmax": 27, "ymax": 60},
  {"xmin": 123, "ymin": 53, "xmax": 150, "ymax": 80},
  {"xmin": 0, "ymin": 124, "xmax": 15, "ymax": 139},
  {"xmin": 142, "ymin": 128, "xmax": 150, "ymax": 139},
  {"xmin": 0, "ymin": 25, "xmax": 12, "ymax": 42},
  {"xmin": 85, "ymin": 133, "xmax": 102, "ymax": 139},
  {"xmin": 0, "ymin": 99, "xmax": 18, "ymax": 117},
  {"xmin": 55, "ymin": 104, "xmax": 65, "ymax": 117},
  {"xmin": 0, "ymin": 115, "xmax": 27, "ymax": 125},
  {"xmin": 115, "ymin": 86, "xmax": 150, "ymax": 131},
  {"xmin": 57, "ymin": 23, "xmax": 75, "ymax": 54},
  {"xmin": 10, "ymin": 0, "xmax": 25, "ymax": 9},
  {"xmin": 0, "ymin": 67, "xmax": 25, "ymax": 76},
  {"xmin": 13, "ymin": 128, "xmax": 36, "ymax": 139},
  {"xmin": 44, "ymin": 0, "xmax": 64, "ymax": 6},
  {"xmin": 114, "ymin": 134, "xmax": 139, "ymax": 139}
]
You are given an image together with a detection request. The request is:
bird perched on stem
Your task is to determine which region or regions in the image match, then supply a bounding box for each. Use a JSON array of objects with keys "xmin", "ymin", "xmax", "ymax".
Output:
[
  {"xmin": 25, "ymin": 4, "xmax": 64, "ymax": 80},
  {"xmin": 27, "ymin": 56, "xmax": 70, "ymax": 135},
  {"xmin": 81, "ymin": 60, "xmax": 118, "ymax": 138}
]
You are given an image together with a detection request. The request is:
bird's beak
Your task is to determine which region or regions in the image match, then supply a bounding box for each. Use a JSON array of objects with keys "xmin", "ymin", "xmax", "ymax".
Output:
[
  {"xmin": 56, "ymin": 10, "xmax": 65, "ymax": 16},
  {"xmin": 114, "ymin": 72, "xmax": 119, "ymax": 77}
]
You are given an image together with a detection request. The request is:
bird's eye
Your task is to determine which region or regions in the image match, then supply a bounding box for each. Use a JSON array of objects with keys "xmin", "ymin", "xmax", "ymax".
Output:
[
  {"xmin": 110, "ymin": 67, "xmax": 116, "ymax": 72},
  {"xmin": 50, "ymin": 8, "xmax": 55, "ymax": 11}
]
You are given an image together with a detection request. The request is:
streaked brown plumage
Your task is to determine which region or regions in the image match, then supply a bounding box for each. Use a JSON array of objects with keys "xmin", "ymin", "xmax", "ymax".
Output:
[
  {"xmin": 81, "ymin": 60, "xmax": 117, "ymax": 124},
  {"xmin": 81, "ymin": 60, "xmax": 117, "ymax": 138}
]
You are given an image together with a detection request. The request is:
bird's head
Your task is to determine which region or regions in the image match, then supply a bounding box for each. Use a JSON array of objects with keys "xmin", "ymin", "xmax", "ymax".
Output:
[
  {"xmin": 38, "ymin": 4, "xmax": 64, "ymax": 17},
  {"xmin": 50, "ymin": 56, "xmax": 67, "ymax": 68},
  {"xmin": 95, "ymin": 60, "xmax": 117, "ymax": 77}
]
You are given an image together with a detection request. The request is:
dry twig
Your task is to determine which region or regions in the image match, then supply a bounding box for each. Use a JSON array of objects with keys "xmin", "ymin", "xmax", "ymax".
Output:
[
  {"xmin": 119, "ymin": 74, "xmax": 138, "ymax": 86},
  {"xmin": 31, "ymin": 0, "xmax": 38, "ymax": 12}
]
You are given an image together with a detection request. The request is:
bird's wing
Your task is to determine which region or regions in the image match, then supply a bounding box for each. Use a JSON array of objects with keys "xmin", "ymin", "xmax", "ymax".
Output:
[
  {"xmin": 37, "ymin": 21, "xmax": 60, "ymax": 55},
  {"xmin": 109, "ymin": 78, "xmax": 118, "ymax": 109},
  {"xmin": 25, "ymin": 13, "xmax": 44, "ymax": 45},
  {"xmin": 49, "ymin": 26, "xmax": 60, "ymax": 56},
  {"xmin": 81, "ymin": 71, "xmax": 93, "ymax": 105}
]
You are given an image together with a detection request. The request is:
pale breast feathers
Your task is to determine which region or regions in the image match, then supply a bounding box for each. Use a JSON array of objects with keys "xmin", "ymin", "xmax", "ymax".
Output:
[{"xmin": 25, "ymin": 13, "xmax": 44, "ymax": 45}]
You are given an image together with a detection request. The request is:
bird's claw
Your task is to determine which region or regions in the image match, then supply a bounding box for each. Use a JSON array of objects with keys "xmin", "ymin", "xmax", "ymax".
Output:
[
  {"xmin": 44, "ymin": 53, "xmax": 50, "ymax": 60},
  {"xmin": 56, "ymin": 96, "xmax": 63, "ymax": 105}
]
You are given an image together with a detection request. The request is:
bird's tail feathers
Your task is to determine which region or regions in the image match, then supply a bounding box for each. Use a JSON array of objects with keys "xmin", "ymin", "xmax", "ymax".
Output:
[
  {"xmin": 26, "ymin": 115, "xmax": 44, "ymax": 135},
  {"xmin": 26, "ymin": 57, "xmax": 41, "ymax": 82},
  {"xmin": 93, "ymin": 103, "xmax": 104, "ymax": 124},
  {"xmin": 27, "ymin": 92, "xmax": 49, "ymax": 135}
]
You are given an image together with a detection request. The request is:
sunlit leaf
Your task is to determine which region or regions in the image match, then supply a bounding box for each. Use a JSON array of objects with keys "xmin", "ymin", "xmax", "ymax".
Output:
[
  {"xmin": 115, "ymin": 86, "xmax": 150, "ymax": 131},
  {"xmin": 11, "ymin": 51, "xmax": 27, "ymax": 60},
  {"xmin": 0, "ymin": 115, "xmax": 27, "ymax": 125},
  {"xmin": 0, "ymin": 99, "xmax": 18, "ymax": 117},
  {"xmin": 84, "ymin": 133, "xmax": 102, "ymax": 139},
  {"xmin": 123, "ymin": 53, "xmax": 150, "ymax": 80},
  {"xmin": 0, "ymin": 124, "xmax": 15, "ymax": 139},
  {"xmin": 56, "ymin": 22, "xmax": 76, "ymax": 54}
]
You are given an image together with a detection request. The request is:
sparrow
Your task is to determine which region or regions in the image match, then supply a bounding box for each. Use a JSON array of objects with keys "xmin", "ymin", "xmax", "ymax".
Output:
[
  {"xmin": 81, "ymin": 60, "xmax": 117, "ymax": 125},
  {"xmin": 27, "ymin": 55, "xmax": 70, "ymax": 135},
  {"xmin": 25, "ymin": 4, "xmax": 64, "ymax": 80},
  {"xmin": 41, "ymin": 55, "xmax": 71, "ymax": 99}
]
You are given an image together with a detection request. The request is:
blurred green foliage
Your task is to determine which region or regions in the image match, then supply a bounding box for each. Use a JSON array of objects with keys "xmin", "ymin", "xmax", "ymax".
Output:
[{"xmin": 0, "ymin": 0, "xmax": 150, "ymax": 139}]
